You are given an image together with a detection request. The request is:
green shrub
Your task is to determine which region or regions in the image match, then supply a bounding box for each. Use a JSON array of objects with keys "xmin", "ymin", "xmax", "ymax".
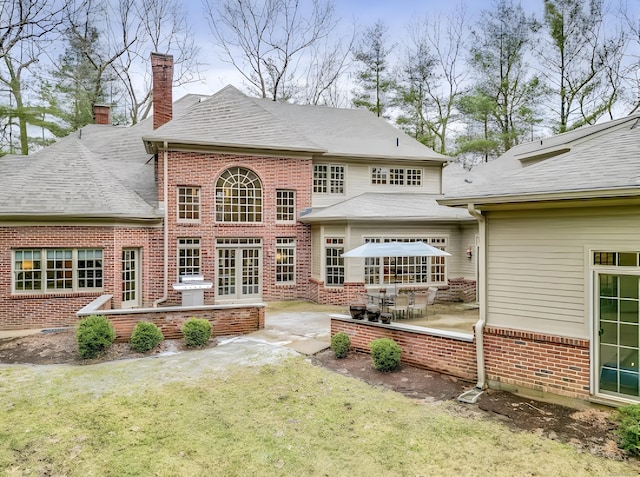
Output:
[
  {"xmin": 182, "ymin": 318, "xmax": 212, "ymax": 347},
  {"xmin": 76, "ymin": 315, "xmax": 116, "ymax": 359},
  {"xmin": 331, "ymin": 332, "xmax": 351, "ymax": 358},
  {"xmin": 130, "ymin": 322, "xmax": 164, "ymax": 353},
  {"xmin": 370, "ymin": 338, "xmax": 402, "ymax": 372},
  {"xmin": 616, "ymin": 404, "xmax": 640, "ymax": 455}
]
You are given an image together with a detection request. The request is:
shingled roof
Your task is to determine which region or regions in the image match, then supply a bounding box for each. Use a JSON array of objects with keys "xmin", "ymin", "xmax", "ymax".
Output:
[
  {"xmin": 441, "ymin": 114, "xmax": 640, "ymax": 206},
  {"xmin": 143, "ymin": 85, "xmax": 450, "ymax": 162}
]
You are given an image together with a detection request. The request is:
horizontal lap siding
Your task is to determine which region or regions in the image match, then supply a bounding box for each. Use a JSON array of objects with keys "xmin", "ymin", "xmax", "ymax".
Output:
[{"xmin": 486, "ymin": 206, "xmax": 640, "ymax": 338}]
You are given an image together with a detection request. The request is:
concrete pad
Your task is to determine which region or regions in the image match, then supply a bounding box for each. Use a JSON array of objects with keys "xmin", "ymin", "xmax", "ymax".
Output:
[{"xmin": 286, "ymin": 338, "xmax": 330, "ymax": 355}]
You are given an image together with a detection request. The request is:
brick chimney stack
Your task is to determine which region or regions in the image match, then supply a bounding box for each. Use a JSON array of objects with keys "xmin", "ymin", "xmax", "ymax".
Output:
[
  {"xmin": 93, "ymin": 104, "xmax": 111, "ymax": 125},
  {"xmin": 151, "ymin": 52, "xmax": 174, "ymax": 130}
]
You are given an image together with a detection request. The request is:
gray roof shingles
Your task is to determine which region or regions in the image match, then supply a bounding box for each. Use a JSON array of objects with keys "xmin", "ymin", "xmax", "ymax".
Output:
[{"xmin": 443, "ymin": 115, "xmax": 640, "ymax": 203}]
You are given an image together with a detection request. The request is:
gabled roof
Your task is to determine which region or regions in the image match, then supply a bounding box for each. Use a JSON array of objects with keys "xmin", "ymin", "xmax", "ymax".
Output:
[
  {"xmin": 441, "ymin": 114, "xmax": 640, "ymax": 206},
  {"xmin": 143, "ymin": 85, "xmax": 449, "ymax": 162},
  {"xmin": 299, "ymin": 193, "xmax": 473, "ymax": 223}
]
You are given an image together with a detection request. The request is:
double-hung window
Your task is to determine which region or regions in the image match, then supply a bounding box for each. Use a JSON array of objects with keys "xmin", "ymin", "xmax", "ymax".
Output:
[
  {"xmin": 13, "ymin": 248, "xmax": 103, "ymax": 293},
  {"xmin": 177, "ymin": 186, "xmax": 201, "ymax": 222},
  {"xmin": 276, "ymin": 190, "xmax": 296, "ymax": 223},
  {"xmin": 325, "ymin": 238, "xmax": 344, "ymax": 286},
  {"xmin": 177, "ymin": 238, "xmax": 201, "ymax": 278},
  {"xmin": 275, "ymin": 238, "xmax": 296, "ymax": 284}
]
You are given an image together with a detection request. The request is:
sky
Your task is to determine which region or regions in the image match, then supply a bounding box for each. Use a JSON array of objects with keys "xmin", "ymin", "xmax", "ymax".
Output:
[
  {"xmin": 176, "ymin": 0, "xmax": 498, "ymax": 96},
  {"xmin": 175, "ymin": 0, "xmax": 638, "ymax": 101}
]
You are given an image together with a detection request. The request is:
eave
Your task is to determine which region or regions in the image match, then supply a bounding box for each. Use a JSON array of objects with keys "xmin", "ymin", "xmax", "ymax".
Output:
[{"xmin": 439, "ymin": 187, "xmax": 640, "ymax": 211}]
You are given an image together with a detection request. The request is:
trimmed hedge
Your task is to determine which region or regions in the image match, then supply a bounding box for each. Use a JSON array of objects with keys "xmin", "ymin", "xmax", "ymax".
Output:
[
  {"xmin": 331, "ymin": 332, "xmax": 351, "ymax": 358},
  {"xmin": 182, "ymin": 318, "xmax": 212, "ymax": 347},
  {"xmin": 76, "ymin": 315, "xmax": 116, "ymax": 359},
  {"xmin": 617, "ymin": 404, "xmax": 640, "ymax": 455},
  {"xmin": 130, "ymin": 322, "xmax": 164, "ymax": 353},
  {"xmin": 370, "ymin": 338, "xmax": 402, "ymax": 372}
]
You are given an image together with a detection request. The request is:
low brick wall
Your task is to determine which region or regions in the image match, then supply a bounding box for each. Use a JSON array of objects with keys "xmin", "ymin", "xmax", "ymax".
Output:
[
  {"xmin": 332, "ymin": 317, "xmax": 477, "ymax": 381},
  {"xmin": 78, "ymin": 297, "xmax": 265, "ymax": 342},
  {"xmin": 484, "ymin": 326, "xmax": 590, "ymax": 400}
]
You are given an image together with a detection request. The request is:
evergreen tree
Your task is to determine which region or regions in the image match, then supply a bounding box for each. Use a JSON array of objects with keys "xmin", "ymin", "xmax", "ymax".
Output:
[{"xmin": 352, "ymin": 20, "xmax": 395, "ymax": 117}]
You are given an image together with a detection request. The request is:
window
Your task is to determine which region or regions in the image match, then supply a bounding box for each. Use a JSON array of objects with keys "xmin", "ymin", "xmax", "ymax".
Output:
[
  {"xmin": 314, "ymin": 164, "xmax": 344, "ymax": 194},
  {"xmin": 216, "ymin": 167, "xmax": 262, "ymax": 222},
  {"xmin": 276, "ymin": 238, "xmax": 296, "ymax": 284},
  {"xmin": 363, "ymin": 237, "xmax": 447, "ymax": 286},
  {"xmin": 276, "ymin": 190, "xmax": 296, "ymax": 223},
  {"xmin": 370, "ymin": 167, "xmax": 422, "ymax": 187},
  {"xmin": 178, "ymin": 238, "xmax": 201, "ymax": 278},
  {"xmin": 177, "ymin": 186, "xmax": 200, "ymax": 222},
  {"xmin": 14, "ymin": 249, "xmax": 103, "ymax": 293},
  {"xmin": 325, "ymin": 238, "xmax": 344, "ymax": 286}
]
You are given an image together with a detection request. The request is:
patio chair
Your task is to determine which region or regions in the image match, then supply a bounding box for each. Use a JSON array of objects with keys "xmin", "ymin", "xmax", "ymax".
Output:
[
  {"xmin": 389, "ymin": 293, "xmax": 409, "ymax": 320},
  {"xmin": 409, "ymin": 287, "xmax": 438, "ymax": 318}
]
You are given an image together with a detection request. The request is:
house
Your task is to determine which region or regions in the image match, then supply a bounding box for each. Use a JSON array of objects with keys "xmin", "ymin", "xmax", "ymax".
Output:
[
  {"xmin": 0, "ymin": 53, "xmax": 476, "ymax": 332},
  {"xmin": 441, "ymin": 113, "xmax": 640, "ymax": 405}
]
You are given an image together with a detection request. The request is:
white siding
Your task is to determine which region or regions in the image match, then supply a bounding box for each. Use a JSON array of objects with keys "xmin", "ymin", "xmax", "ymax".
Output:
[
  {"xmin": 486, "ymin": 206, "xmax": 640, "ymax": 338},
  {"xmin": 312, "ymin": 161, "xmax": 442, "ymax": 208},
  {"xmin": 311, "ymin": 226, "xmax": 321, "ymax": 278}
]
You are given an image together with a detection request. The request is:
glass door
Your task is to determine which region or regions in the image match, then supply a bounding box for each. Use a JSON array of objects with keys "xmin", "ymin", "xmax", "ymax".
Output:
[
  {"xmin": 598, "ymin": 273, "xmax": 640, "ymax": 398},
  {"xmin": 216, "ymin": 239, "xmax": 261, "ymax": 302},
  {"xmin": 122, "ymin": 248, "xmax": 141, "ymax": 308}
]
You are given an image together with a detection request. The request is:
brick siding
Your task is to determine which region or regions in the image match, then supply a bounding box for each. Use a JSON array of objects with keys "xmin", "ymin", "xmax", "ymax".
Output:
[
  {"xmin": 484, "ymin": 326, "xmax": 590, "ymax": 400},
  {"xmin": 0, "ymin": 225, "xmax": 163, "ymax": 329}
]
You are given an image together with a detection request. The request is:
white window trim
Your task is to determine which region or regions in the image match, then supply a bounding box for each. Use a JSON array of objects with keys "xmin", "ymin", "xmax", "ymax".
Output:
[{"xmin": 12, "ymin": 248, "xmax": 104, "ymax": 294}]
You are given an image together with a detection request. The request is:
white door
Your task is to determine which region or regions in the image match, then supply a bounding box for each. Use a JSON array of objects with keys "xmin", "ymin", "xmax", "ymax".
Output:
[
  {"xmin": 122, "ymin": 248, "xmax": 141, "ymax": 308},
  {"xmin": 216, "ymin": 239, "xmax": 261, "ymax": 302}
]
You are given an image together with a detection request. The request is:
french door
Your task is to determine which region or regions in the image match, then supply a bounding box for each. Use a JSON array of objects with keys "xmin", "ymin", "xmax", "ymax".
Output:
[
  {"xmin": 216, "ymin": 239, "xmax": 261, "ymax": 302},
  {"xmin": 122, "ymin": 248, "xmax": 141, "ymax": 308},
  {"xmin": 597, "ymin": 273, "xmax": 640, "ymax": 399}
]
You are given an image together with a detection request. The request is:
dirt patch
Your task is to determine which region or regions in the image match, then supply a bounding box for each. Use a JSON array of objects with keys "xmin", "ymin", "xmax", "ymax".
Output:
[
  {"xmin": 313, "ymin": 349, "xmax": 629, "ymax": 461},
  {"xmin": 0, "ymin": 330, "xmax": 632, "ymax": 462},
  {"xmin": 0, "ymin": 330, "xmax": 217, "ymax": 365}
]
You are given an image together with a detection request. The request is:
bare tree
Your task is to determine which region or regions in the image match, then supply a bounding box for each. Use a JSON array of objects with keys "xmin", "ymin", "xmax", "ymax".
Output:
[
  {"xmin": 204, "ymin": 0, "xmax": 339, "ymax": 101},
  {"xmin": 539, "ymin": 0, "xmax": 627, "ymax": 132},
  {"xmin": 115, "ymin": 0, "xmax": 201, "ymax": 124},
  {"xmin": 396, "ymin": 4, "xmax": 470, "ymax": 154},
  {"xmin": 0, "ymin": 0, "xmax": 68, "ymax": 154}
]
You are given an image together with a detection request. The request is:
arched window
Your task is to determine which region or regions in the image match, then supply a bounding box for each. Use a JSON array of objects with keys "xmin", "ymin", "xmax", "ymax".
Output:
[{"xmin": 215, "ymin": 167, "xmax": 263, "ymax": 222}]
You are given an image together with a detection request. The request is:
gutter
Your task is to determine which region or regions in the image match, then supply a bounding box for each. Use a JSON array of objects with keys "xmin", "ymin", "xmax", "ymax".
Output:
[
  {"xmin": 458, "ymin": 203, "xmax": 487, "ymax": 404},
  {"xmin": 153, "ymin": 141, "xmax": 169, "ymax": 307}
]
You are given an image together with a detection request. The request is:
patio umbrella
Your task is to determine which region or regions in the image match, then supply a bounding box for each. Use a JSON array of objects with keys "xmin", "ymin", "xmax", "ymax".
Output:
[{"xmin": 341, "ymin": 241, "xmax": 451, "ymax": 295}]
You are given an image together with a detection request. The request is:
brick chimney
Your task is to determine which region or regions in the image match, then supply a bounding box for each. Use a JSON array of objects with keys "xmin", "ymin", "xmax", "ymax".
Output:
[
  {"xmin": 151, "ymin": 52, "xmax": 174, "ymax": 129},
  {"xmin": 93, "ymin": 104, "xmax": 111, "ymax": 125}
]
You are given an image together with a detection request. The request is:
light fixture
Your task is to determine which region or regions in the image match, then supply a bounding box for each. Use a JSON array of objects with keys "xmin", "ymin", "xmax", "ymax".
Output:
[
  {"xmin": 466, "ymin": 247, "xmax": 473, "ymax": 259},
  {"xmin": 275, "ymin": 252, "xmax": 282, "ymax": 262},
  {"xmin": 22, "ymin": 260, "xmax": 33, "ymax": 270}
]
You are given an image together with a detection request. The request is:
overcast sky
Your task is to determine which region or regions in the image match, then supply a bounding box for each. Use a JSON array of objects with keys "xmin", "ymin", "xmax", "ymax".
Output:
[{"xmin": 178, "ymin": 0, "xmax": 637, "ymax": 97}]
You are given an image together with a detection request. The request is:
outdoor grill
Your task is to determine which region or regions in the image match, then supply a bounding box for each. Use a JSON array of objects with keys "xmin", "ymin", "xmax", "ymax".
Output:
[{"xmin": 171, "ymin": 274, "xmax": 213, "ymax": 306}]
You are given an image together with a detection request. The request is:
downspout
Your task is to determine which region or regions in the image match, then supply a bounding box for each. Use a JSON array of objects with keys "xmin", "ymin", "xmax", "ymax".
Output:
[
  {"xmin": 153, "ymin": 141, "xmax": 169, "ymax": 307},
  {"xmin": 468, "ymin": 203, "xmax": 487, "ymax": 389}
]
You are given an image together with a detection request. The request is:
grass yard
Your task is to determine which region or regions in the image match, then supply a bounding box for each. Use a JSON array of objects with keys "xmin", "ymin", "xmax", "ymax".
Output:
[{"xmin": 1, "ymin": 355, "xmax": 637, "ymax": 476}]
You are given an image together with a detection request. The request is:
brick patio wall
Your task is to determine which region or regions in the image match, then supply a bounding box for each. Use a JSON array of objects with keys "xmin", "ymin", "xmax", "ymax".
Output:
[
  {"xmin": 484, "ymin": 326, "xmax": 590, "ymax": 400},
  {"xmin": 331, "ymin": 318, "xmax": 477, "ymax": 381},
  {"xmin": 78, "ymin": 300, "xmax": 265, "ymax": 342}
]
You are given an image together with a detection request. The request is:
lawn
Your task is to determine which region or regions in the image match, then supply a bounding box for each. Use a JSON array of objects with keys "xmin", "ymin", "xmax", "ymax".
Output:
[{"xmin": 1, "ymin": 353, "xmax": 637, "ymax": 476}]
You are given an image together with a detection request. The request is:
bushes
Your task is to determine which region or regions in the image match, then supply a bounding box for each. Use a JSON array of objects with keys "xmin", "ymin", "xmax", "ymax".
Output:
[
  {"xmin": 182, "ymin": 318, "xmax": 212, "ymax": 347},
  {"xmin": 331, "ymin": 332, "xmax": 351, "ymax": 358},
  {"xmin": 76, "ymin": 315, "xmax": 116, "ymax": 359},
  {"xmin": 616, "ymin": 404, "xmax": 640, "ymax": 455},
  {"xmin": 370, "ymin": 338, "xmax": 402, "ymax": 372},
  {"xmin": 130, "ymin": 322, "xmax": 164, "ymax": 353}
]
